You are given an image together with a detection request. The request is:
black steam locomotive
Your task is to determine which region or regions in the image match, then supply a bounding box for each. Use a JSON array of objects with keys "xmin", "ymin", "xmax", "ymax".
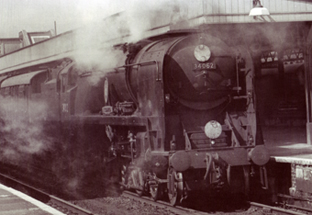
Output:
[
  {"xmin": 0, "ymin": 29, "xmax": 270, "ymax": 205},
  {"xmin": 96, "ymin": 31, "xmax": 269, "ymax": 204}
]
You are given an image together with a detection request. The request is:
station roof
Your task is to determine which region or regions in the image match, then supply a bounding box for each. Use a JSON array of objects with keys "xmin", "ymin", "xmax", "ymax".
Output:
[
  {"xmin": 0, "ymin": 0, "xmax": 312, "ymax": 75},
  {"xmin": 0, "ymin": 76, "xmax": 7, "ymax": 84},
  {"xmin": 1, "ymin": 70, "xmax": 46, "ymax": 88}
]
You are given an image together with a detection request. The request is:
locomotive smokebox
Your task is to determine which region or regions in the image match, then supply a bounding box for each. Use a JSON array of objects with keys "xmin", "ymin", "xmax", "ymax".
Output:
[{"xmin": 164, "ymin": 34, "xmax": 236, "ymax": 110}]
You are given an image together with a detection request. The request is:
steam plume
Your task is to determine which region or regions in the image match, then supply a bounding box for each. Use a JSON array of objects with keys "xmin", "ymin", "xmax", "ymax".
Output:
[{"xmin": 0, "ymin": 96, "xmax": 53, "ymax": 163}]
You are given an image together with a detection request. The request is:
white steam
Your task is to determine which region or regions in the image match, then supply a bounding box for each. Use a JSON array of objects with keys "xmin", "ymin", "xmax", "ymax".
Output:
[
  {"xmin": 70, "ymin": 0, "xmax": 191, "ymax": 72},
  {"xmin": 0, "ymin": 96, "xmax": 53, "ymax": 163}
]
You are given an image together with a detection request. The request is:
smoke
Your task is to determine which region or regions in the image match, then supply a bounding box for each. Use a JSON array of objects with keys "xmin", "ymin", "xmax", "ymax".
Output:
[
  {"xmin": 70, "ymin": 0, "xmax": 193, "ymax": 73},
  {"xmin": 0, "ymin": 93, "xmax": 108, "ymax": 198},
  {"xmin": 0, "ymin": 96, "xmax": 54, "ymax": 164}
]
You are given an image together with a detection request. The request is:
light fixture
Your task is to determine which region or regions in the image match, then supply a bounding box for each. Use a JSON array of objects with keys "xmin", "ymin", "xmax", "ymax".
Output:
[
  {"xmin": 249, "ymin": 0, "xmax": 270, "ymax": 16},
  {"xmin": 194, "ymin": 44, "xmax": 211, "ymax": 62},
  {"xmin": 204, "ymin": 120, "xmax": 222, "ymax": 139}
]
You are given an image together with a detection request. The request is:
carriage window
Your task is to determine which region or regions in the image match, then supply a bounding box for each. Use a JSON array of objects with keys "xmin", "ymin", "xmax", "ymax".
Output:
[
  {"xmin": 18, "ymin": 85, "xmax": 25, "ymax": 97},
  {"xmin": 4, "ymin": 87, "xmax": 9, "ymax": 96},
  {"xmin": 62, "ymin": 75, "xmax": 67, "ymax": 93},
  {"xmin": 10, "ymin": 87, "xmax": 13, "ymax": 96},
  {"xmin": 32, "ymin": 82, "xmax": 40, "ymax": 93},
  {"xmin": 14, "ymin": 86, "xmax": 19, "ymax": 97},
  {"xmin": 24, "ymin": 86, "xmax": 29, "ymax": 97},
  {"xmin": 68, "ymin": 68, "xmax": 78, "ymax": 88},
  {"xmin": 31, "ymin": 72, "xmax": 47, "ymax": 94}
]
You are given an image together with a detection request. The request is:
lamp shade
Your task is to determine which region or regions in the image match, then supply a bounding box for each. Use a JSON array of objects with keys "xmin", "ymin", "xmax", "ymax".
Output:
[{"xmin": 249, "ymin": 6, "xmax": 270, "ymax": 16}]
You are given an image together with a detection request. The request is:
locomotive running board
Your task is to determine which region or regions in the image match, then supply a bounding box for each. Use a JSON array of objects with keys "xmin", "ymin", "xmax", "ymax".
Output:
[{"xmin": 69, "ymin": 115, "xmax": 149, "ymax": 127}]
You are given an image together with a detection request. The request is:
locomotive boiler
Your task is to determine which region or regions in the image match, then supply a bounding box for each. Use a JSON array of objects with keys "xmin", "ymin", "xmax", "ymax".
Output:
[{"xmin": 95, "ymin": 32, "xmax": 270, "ymax": 205}]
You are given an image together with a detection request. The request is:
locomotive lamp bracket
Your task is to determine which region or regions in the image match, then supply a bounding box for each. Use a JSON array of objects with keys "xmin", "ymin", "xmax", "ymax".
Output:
[
  {"xmin": 184, "ymin": 129, "xmax": 192, "ymax": 150},
  {"xmin": 232, "ymin": 86, "xmax": 242, "ymax": 92},
  {"xmin": 170, "ymin": 135, "xmax": 176, "ymax": 151}
]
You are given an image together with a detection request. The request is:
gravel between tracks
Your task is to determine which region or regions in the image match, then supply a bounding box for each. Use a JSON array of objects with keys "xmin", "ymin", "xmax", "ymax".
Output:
[
  {"xmin": 71, "ymin": 195, "xmax": 176, "ymax": 215},
  {"xmin": 71, "ymin": 194, "xmax": 265, "ymax": 215}
]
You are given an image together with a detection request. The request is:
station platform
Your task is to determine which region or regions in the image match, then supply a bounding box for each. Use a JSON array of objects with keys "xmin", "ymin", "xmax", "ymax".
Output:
[
  {"xmin": 266, "ymin": 141, "xmax": 312, "ymax": 198},
  {"xmin": 260, "ymin": 126, "xmax": 312, "ymax": 164},
  {"xmin": 267, "ymin": 142, "xmax": 312, "ymax": 165},
  {"xmin": 0, "ymin": 183, "xmax": 64, "ymax": 215}
]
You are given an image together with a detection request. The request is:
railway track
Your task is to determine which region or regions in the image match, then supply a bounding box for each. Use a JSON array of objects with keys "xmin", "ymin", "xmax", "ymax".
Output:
[
  {"xmin": 0, "ymin": 172, "xmax": 93, "ymax": 215},
  {"xmin": 122, "ymin": 190, "xmax": 210, "ymax": 215},
  {"xmin": 124, "ymin": 189, "xmax": 312, "ymax": 215},
  {"xmin": 1, "ymin": 168, "xmax": 311, "ymax": 215},
  {"xmin": 250, "ymin": 201, "xmax": 310, "ymax": 215}
]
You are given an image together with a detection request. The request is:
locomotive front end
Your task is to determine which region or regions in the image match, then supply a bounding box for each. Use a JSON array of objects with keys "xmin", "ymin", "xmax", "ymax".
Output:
[
  {"xmin": 164, "ymin": 34, "xmax": 253, "ymax": 150},
  {"xmin": 163, "ymin": 34, "xmax": 269, "ymax": 204}
]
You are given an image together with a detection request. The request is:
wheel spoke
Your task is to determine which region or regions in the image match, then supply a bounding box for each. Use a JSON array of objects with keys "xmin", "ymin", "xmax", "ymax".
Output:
[{"xmin": 168, "ymin": 169, "xmax": 181, "ymax": 206}]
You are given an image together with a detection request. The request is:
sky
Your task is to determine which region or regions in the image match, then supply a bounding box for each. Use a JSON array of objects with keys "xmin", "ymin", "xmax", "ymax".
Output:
[{"xmin": 0, "ymin": 0, "xmax": 132, "ymax": 38}]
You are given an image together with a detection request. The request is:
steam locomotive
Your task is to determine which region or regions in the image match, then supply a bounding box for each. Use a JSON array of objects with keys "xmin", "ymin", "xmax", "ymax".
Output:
[
  {"xmin": 0, "ymin": 29, "xmax": 270, "ymax": 205},
  {"xmin": 106, "ymin": 32, "xmax": 270, "ymax": 205}
]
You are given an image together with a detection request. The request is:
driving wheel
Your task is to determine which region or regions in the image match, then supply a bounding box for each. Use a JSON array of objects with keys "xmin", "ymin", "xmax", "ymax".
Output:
[{"xmin": 168, "ymin": 168, "xmax": 182, "ymax": 206}]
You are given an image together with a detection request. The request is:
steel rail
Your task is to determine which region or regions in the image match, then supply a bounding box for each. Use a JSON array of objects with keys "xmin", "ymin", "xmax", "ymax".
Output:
[
  {"xmin": 48, "ymin": 195, "xmax": 93, "ymax": 215},
  {"xmin": 0, "ymin": 172, "xmax": 93, "ymax": 215},
  {"xmin": 277, "ymin": 193, "xmax": 312, "ymax": 213},
  {"xmin": 250, "ymin": 202, "xmax": 305, "ymax": 215},
  {"xmin": 123, "ymin": 190, "xmax": 211, "ymax": 215}
]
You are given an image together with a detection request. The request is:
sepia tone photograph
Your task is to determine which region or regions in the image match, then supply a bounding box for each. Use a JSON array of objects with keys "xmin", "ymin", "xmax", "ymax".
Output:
[{"xmin": 0, "ymin": 0, "xmax": 312, "ymax": 214}]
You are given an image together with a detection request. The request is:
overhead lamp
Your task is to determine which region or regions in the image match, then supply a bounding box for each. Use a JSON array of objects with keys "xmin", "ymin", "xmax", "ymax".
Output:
[{"xmin": 249, "ymin": 0, "xmax": 270, "ymax": 16}]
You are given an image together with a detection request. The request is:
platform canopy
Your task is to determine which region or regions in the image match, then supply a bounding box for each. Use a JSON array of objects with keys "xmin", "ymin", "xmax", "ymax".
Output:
[
  {"xmin": 1, "ymin": 70, "xmax": 46, "ymax": 88},
  {"xmin": 101, "ymin": 0, "xmax": 312, "ymax": 41},
  {"xmin": 0, "ymin": 0, "xmax": 312, "ymax": 75}
]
